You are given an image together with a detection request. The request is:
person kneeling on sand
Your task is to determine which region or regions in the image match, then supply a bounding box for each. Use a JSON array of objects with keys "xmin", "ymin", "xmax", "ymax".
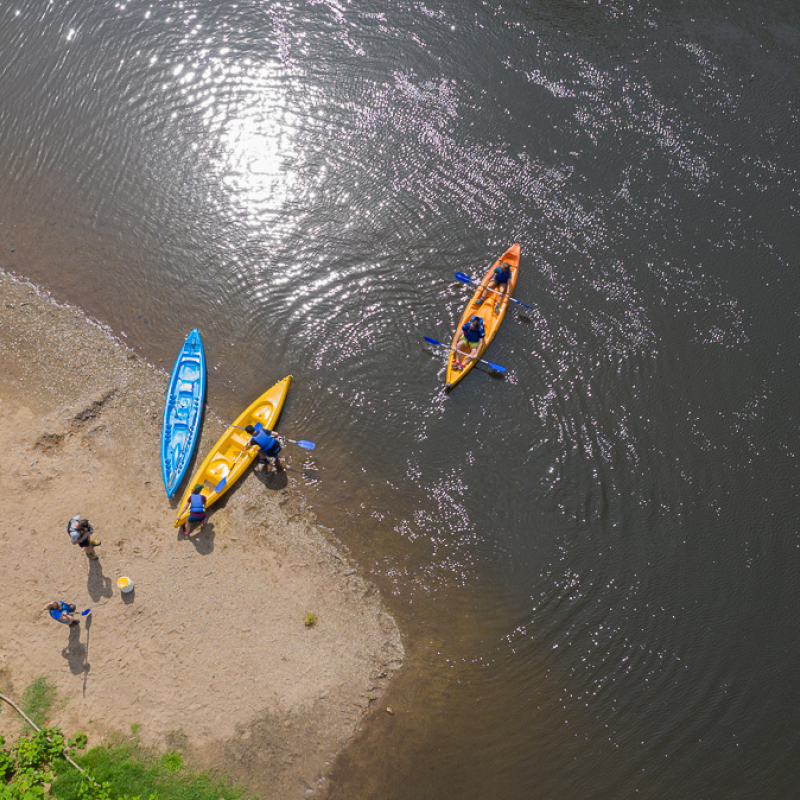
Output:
[
  {"xmin": 245, "ymin": 424, "xmax": 283, "ymax": 472},
  {"xmin": 178, "ymin": 484, "xmax": 206, "ymax": 537},
  {"xmin": 44, "ymin": 601, "xmax": 79, "ymax": 626},
  {"xmin": 67, "ymin": 515, "xmax": 100, "ymax": 560}
]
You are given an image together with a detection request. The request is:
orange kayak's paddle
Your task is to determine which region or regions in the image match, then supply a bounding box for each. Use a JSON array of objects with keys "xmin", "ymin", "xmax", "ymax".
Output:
[
  {"xmin": 455, "ymin": 272, "xmax": 534, "ymax": 310},
  {"xmin": 424, "ymin": 336, "xmax": 506, "ymax": 373}
]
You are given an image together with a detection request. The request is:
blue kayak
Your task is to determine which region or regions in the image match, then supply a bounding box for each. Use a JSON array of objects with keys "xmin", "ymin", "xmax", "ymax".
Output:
[{"xmin": 161, "ymin": 329, "xmax": 206, "ymax": 497}]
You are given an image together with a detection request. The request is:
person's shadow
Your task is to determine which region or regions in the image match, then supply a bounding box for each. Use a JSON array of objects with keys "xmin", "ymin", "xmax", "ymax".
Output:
[
  {"xmin": 62, "ymin": 620, "xmax": 90, "ymax": 678},
  {"xmin": 185, "ymin": 521, "xmax": 215, "ymax": 555},
  {"xmin": 255, "ymin": 466, "xmax": 288, "ymax": 491},
  {"xmin": 87, "ymin": 558, "xmax": 113, "ymax": 601}
]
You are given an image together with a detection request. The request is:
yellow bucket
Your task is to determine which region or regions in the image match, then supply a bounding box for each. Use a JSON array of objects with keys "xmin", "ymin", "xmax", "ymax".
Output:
[{"xmin": 118, "ymin": 576, "xmax": 134, "ymax": 593}]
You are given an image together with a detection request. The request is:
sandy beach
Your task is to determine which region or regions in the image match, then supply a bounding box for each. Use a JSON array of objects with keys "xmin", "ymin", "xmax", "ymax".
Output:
[{"xmin": 0, "ymin": 270, "xmax": 403, "ymax": 798}]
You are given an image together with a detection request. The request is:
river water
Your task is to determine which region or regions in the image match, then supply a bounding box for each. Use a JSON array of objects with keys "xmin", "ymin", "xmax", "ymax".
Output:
[{"xmin": 2, "ymin": 1, "xmax": 800, "ymax": 797}]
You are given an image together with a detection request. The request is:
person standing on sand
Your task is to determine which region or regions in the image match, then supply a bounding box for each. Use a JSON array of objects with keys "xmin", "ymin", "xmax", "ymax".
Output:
[
  {"xmin": 44, "ymin": 601, "xmax": 79, "ymax": 626},
  {"xmin": 178, "ymin": 484, "xmax": 207, "ymax": 537},
  {"xmin": 67, "ymin": 515, "xmax": 100, "ymax": 560}
]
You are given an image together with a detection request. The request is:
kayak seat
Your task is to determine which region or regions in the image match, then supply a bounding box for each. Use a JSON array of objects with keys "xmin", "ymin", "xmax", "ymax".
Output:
[
  {"xmin": 253, "ymin": 404, "xmax": 273, "ymax": 425},
  {"xmin": 178, "ymin": 363, "xmax": 200, "ymax": 382},
  {"xmin": 173, "ymin": 401, "xmax": 190, "ymax": 421}
]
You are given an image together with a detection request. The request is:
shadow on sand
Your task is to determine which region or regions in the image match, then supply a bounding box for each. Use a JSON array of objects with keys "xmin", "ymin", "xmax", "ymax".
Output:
[
  {"xmin": 183, "ymin": 520, "xmax": 216, "ymax": 555},
  {"xmin": 254, "ymin": 465, "xmax": 288, "ymax": 491},
  {"xmin": 86, "ymin": 557, "xmax": 113, "ymax": 601},
  {"xmin": 61, "ymin": 617, "xmax": 90, "ymax": 678}
]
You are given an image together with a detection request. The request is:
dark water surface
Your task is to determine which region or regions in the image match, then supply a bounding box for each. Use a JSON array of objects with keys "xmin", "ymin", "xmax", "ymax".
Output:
[{"xmin": 3, "ymin": 1, "xmax": 800, "ymax": 797}]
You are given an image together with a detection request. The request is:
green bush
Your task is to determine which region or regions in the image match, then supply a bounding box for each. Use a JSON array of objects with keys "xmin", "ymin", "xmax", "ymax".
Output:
[
  {"xmin": 0, "ymin": 726, "xmax": 68, "ymax": 798},
  {"xmin": 0, "ymin": 724, "xmax": 251, "ymax": 800}
]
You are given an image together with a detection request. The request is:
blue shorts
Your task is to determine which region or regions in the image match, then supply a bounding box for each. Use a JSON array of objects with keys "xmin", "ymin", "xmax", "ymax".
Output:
[{"xmin": 260, "ymin": 442, "xmax": 281, "ymax": 458}]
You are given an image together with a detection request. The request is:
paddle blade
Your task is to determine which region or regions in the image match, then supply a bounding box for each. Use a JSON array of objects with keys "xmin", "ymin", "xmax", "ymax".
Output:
[
  {"xmin": 81, "ymin": 609, "xmax": 91, "ymax": 616},
  {"xmin": 486, "ymin": 361, "xmax": 506, "ymax": 373},
  {"xmin": 455, "ymin": 272, "xmax": 475, "ymax": 284},
  {"xmin": 214, "ymin": 477, "xmax": 227, "ymax": 492},
  {"xmin": 294, "ymin": 440, "xmax": 316, "ymax": 450},
  {"xmin": 424, "ymin": 336, "xmax": 445, "ymax": 348}
]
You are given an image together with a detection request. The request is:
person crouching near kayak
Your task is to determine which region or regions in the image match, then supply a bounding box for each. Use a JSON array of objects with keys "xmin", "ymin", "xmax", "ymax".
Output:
[
  {"xmin": 453, "ymin": 315, "xmax": 485, "ymax": 371},
  {"xmin": 474, "ymin": 259, "xmax": 513, "ymax": 312},
  {"xmin": 245, "ymin": 424, "xmax": 284, "ymax": 472},
  {"xmin": 178, "ymin": 484, "xmax": 206, "ymax": 537}
]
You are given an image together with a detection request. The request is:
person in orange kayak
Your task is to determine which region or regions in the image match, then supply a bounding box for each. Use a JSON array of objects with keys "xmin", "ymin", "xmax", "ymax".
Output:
[
  {"xmin": 473, "ymin": 259, "xmax": 513, "ymax": 312},
  {"xmin": 453, "ymin": 315, "xmax": 485, "ymax": 371}
]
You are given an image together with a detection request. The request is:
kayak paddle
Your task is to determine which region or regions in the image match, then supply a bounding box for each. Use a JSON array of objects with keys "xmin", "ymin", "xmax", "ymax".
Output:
[
  {"xmin": 279, "ymin": 437, "xmax": 316, "ymax": 450},
  {"xmin": 454, "ymin": 271, "xmax": 534, "ymax": 310},
  {"xmin": 423, "ymin": 336, "xmax": 506, "ymax": 373},
  {"xmin": 230, "ymin": 423, "xmax": 315, "ymax": 450},
  {"xmin": 215, "ymin": 425, "xmax": 316, "ymax": 492}
]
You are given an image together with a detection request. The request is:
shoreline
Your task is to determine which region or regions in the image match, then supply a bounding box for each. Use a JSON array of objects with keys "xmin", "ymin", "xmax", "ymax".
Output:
[{"xmin": 0, "ymin": 269, "xmax": 404, "ymax": 798}]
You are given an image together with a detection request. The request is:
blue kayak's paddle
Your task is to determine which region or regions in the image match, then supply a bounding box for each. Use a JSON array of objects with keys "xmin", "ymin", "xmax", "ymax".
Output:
[
  {"xmin": 423, "ymin": 336, "xmax": 506, "ymax": 373},
  {"xmin": 454, "ymin": 271, "xmax": 534, "ymax": 310}
]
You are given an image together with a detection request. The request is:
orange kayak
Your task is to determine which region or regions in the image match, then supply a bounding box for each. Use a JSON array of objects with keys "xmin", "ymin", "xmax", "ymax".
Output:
[
  {"xmin": 174, "ymin": 375, "xmax": 291, "ymax": 527},
  {"xmin": 446, "ymin": 244, "xmax": 520, "ymax": 390}
]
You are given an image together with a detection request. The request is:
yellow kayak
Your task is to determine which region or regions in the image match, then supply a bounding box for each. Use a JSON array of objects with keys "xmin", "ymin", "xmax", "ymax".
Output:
[{"xmin": 174, "ymin": 375, "xmax": 291, "ymax": 527}]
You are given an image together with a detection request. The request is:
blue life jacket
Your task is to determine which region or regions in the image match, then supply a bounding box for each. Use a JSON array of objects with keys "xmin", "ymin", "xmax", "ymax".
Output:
[
  {"xmin": 252, "ymin": 429, "xmax": 280, "ymax": 456},
  {"xmin": 49, "ymin": 602, "xmax": 72, "ymax": 623},
  {"xmin": 189, "ymin": 493, "xmax": 205, "ymax": 517},
  {"xmin": 462, "ymin": 316, "xmax": 485, "ymax": 343},
  {"xmin": 494, "ymin": 264, "xmax": 512, "ymax": 284}
]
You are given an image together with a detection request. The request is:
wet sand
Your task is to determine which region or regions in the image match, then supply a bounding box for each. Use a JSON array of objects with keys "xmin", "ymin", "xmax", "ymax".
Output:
[{"xmin": 0, "ymin": 269, "xmax": 403, "ymax": 799}]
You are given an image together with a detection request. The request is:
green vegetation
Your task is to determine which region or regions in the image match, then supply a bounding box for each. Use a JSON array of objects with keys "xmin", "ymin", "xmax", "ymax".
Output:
[
  {"xmin": 304, "ymin": 612, "xmax": 317, "ymax": 628},
  {"xmin": 67, "ymin": 733, "xmax": 88, "ymax": 750},
  {"xmin": 0, "ymin": 723, "xmax": 250, "ymax": 800},
  {"xmin": 20, "ymin": 675, "xmax": 59, "ymax": 729},
  {"xmin": 0, "ymin": 726, "xmax": 74, "ymax": 798},
  {"xmin": 51, "ymin": 736, "xmax": 248, "ymax": 800},
  {"xmin": 161, "ymin": 752, "xmax": 182, "ymax": 772}
]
